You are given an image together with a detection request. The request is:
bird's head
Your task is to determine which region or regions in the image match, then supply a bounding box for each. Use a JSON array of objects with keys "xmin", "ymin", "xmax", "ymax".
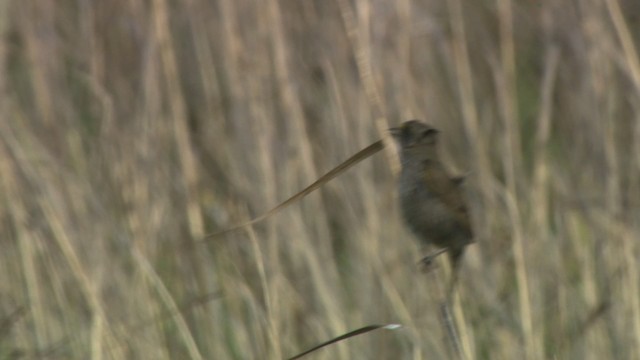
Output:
[{"xmin": 389, "ymin": 120, "xmax": 440, "ymax": 162}]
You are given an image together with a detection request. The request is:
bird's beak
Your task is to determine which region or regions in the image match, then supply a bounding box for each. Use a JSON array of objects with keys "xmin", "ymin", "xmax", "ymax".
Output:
[{"xmin": 389, "ymin": 127, "xmax": 401, "ymax": 139}]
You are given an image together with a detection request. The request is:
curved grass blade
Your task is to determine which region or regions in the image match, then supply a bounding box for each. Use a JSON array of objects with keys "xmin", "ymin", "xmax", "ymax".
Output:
[
  {"xmin": 287, "ymin": 323, "xmax": 402, "ymax": 360},
  {"xmin": 203, "ymin": 140, "xmax": 385, "ymax": 241}
]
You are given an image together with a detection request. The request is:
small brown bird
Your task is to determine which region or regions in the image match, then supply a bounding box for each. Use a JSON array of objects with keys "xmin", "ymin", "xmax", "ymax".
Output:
[{"xmin": 390, "ymin": 120, "xmax": 474, "ymax": 296}]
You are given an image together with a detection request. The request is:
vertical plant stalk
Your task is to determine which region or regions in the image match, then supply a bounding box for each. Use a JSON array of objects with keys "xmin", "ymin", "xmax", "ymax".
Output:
[
  {"xmin": 494, "ymin": 0, "xmax": 539, "ymax": 358},
  {"xmin": 267, "ymin": 0, "xmax": 317, "ymax": 183},
  {"xmin": 151, "ymin": 0, "xmax": 204, "ymax": 239},
  {"xmin": 440, "ymin": 301, "xmax": 463, "ymax": 359},
  {"xmin": 132, "ymin": 247, "xmax": 204, "ymax": 360},
  {"xmin": 150, "ymin": 1, "xmax": 216, "ymax": 356},
  {"xmin": 447, "ymin": 0, "xmax": 494, "ymax": 213},
  {"xmin": 0, "ymin": 135, "xmax": 47, "ymax": 351},
  {"xmin": 18, "ymin": 1, "xmax": 55, "ymax": 126},
  {"xmin": 248, "ymin": 224, "xmax": 282, "ymax": 359},
  {"xmin": 605, "ymin": 0, "xmax": 640, "ymax": 91},
  {"xmin": 604, "ymin": 5, "xmax": 640, "ymax": 354},
  {"xmin": 335, "ymin": 0, "xmax": 386, "ymax": 118},
  {"xmin": 531, "ymin": 40, "xmax": 560, "ymax": 351},
  {"xmin": 532, "ymin": 44, "xmax": 560, "ymax": 243},
  {"xmin": 622, "ymin": 227, "xmax": 640, "ymax": 359},
  {"xmin": 445, "ymin": 0, "xmax": 489, "ymax": 358},
  {"xmin": 2, "ymin": 121, "xmax": 124, "ymax": 358},
  {"xmin": 40, "ymin": 194, "xmax": 114, "ymax": 358},
  {"xmin": 335, "ymin": 0, "xmax": 398, "ymax": 175}
]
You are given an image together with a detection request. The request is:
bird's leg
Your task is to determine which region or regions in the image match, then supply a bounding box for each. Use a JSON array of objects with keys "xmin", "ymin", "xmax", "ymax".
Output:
[
  {"xmin": 446, "ymin": 247, "xmax": 464, "ymax": 301},
  {"xmin": 418, "ymin": 246, "xmax": 466, "ymax": 301},
  {"xmin": 417, "ymin": 248, "xmax": 448, "ymax": 271}
]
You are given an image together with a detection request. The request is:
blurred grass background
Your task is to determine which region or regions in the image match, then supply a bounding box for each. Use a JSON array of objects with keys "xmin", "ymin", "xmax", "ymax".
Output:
[{"xmin": 1, "ymin": 0, "xmax": 640, "ymax": 359}]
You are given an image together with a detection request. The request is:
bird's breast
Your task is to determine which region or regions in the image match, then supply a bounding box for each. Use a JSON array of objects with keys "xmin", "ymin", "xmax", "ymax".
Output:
[{"xmin": 397, "ymin": 168, "xmax": 469, "ymax": 247}]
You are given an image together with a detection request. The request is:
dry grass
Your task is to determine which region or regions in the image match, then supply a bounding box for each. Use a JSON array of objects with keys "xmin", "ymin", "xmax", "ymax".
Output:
[{"xmin": 1, "ymin": 0, "xmax": 640, "ymax": 359}]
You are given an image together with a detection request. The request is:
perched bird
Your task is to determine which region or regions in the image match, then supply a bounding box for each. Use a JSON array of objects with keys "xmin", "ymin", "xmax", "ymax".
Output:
[{"xmin": 390, "ymin": 120, "xmax": 473, "ymax": 296}]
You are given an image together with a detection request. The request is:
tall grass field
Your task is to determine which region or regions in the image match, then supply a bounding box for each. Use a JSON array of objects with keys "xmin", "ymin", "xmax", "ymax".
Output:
[{"xmin": 1, "ymin": 0, "xmax": 639, "ymax": 359}]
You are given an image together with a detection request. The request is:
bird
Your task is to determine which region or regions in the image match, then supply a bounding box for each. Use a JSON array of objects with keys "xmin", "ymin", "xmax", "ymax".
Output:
[{"xmin": 389, "ymin": 120, "xmax": 474, "ymax": 297}]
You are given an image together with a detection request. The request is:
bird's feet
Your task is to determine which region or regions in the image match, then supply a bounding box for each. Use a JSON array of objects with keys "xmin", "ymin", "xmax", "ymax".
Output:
[{"xmin": 417, "ymin": 248, "xmax": 447, "ymax": 272}]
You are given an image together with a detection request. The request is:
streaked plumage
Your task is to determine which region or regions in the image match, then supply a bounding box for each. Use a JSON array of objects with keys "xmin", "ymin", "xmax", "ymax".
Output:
[{"xmin": 390, "ymin": 120, "xmax": 473, "ymax": 295}]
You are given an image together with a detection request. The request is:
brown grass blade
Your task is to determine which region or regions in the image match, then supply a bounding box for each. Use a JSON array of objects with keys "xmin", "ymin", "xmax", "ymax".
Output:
[
  {"xmin": 286, "ymin": 323, "xmax": 402, "ymax": 360},
  {"xmin": 202, "ymin": 139, "xmax": 385, "ymax": 241}
]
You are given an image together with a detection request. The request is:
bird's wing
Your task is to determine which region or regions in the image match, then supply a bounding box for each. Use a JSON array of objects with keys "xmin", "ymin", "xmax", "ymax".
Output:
[{"xmin": 423, "ymin": 162, "xmax": 473, "ymax": 237}]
